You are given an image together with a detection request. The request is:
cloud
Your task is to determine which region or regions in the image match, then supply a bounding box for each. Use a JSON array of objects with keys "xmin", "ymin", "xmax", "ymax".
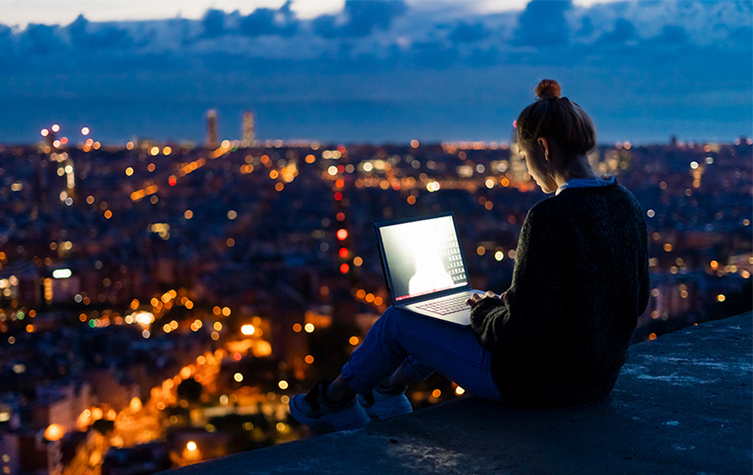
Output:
[
  {"xmin": 313, "ymin": 0, "xmax": 408, "ymax": 38},
  {"xmin": 0, "ymin": 24, "xmax": 12, "ymax": 56},
  {"xmin": 409, "ymin": 40, "xmax": 459, "ymax": 69},
  {"xmin": 0, "ymin": 0, "xmax": 749, "ymax": 145},
  {"xmin": 68, "ymin": 14, "xmax": 131, "ymax": 50},
  {"xmin": 202, "ymin": 9, "xmax": 227, "ymax": 38},
  {"xmin": 239, "ymin": 0, "xmax": 298, "ymax": 37},
  {"xmin": 599, "ymin": 18, "xmax": 639, "ymax": 45},
  {"xmin": 654, "ymin": 25, "xmax": 689, "ymax": 45},
  {"xmin": 20, "ymin": 23, "xmax": 62, "ymax": 54},
  {"xmin": 513, "ymin": 0, "xmax": 572, "ymax": 47},
  {"xmin": 448, "ymin": 21, "xmax": 491, "ymax": 44}
]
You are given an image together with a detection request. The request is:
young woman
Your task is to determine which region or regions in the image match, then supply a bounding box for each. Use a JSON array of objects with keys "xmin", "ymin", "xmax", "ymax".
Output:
[{"xmin": 289, "ymin": 79, "xmax": 650, "ymax": 431}]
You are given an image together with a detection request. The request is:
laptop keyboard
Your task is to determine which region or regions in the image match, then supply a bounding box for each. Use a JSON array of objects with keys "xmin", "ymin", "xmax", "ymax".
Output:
[{"xmin": 416, "ymin": 294, "xmax": 471, "ymax": 315}]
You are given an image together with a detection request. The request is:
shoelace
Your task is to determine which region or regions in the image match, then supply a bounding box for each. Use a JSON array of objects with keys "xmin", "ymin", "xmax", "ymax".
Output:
[{"xmin": 304, "ymin": 379, "xmax": 330, "ymax": 412}]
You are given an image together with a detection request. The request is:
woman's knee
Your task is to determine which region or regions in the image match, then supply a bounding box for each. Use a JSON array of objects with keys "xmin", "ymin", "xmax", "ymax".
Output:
[
  {"xmin": 376, "ymin": 306, "xmax": 413, "ymax": 334},
  {"xmin": 380, "ymin": 306, "xmax": 402, "ymax": 322},
  {"xmin": 366, "ymin": 306, "xmax": 409, "ymax": 345}
]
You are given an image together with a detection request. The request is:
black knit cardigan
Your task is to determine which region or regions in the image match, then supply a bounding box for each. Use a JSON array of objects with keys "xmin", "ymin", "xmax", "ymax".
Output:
[{"xmin": 471, "ymin": 181, "xmax": 650, "ymax": 407}]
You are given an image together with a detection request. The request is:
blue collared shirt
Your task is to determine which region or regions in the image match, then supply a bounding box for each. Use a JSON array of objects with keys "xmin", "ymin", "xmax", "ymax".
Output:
[{"xmin": 556, "ymin": 175, "xmax": 615, "ymax": 196}]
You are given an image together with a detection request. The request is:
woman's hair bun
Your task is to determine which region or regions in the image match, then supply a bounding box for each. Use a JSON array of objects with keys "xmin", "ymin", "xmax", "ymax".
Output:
[{"xmin": 535, "ymin": 79, "xmax": 561, "ymax": 100}]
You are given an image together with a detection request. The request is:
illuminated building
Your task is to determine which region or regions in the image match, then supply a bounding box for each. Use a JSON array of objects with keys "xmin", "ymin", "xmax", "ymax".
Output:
[
  {"xmin": 62, "ymin": 157, "xmax": 76, "ymax": 201},
  {"xmin": 242, "ymin": 111, "xmax": 255, "ymax": 148},
  {"xmin": 206, "ymin": 110, "xmax": 219, "ymax": 149},
  {"xmin": 509, "ymin": 130, "xmax": 528, "ymax": 184}
]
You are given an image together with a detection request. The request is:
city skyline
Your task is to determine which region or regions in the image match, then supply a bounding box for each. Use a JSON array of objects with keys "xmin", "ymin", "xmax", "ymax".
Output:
[
  {"xmin": 1, "ymin": 0, "xmax": 751, "ymax": 145},
  {"xmin": 0, "ymin": 135, "xmax": 750, "ymax": 473}
]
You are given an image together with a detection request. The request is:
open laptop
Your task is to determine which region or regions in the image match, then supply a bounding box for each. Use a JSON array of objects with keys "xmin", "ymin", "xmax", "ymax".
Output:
[{"xmin": 375, "ymin": 211, "xmax": 484, "ymax": 326}]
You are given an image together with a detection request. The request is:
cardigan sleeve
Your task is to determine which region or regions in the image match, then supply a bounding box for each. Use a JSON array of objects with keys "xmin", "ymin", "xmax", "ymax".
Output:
[{"xmin": 470, "ymin": 202, "xmax": 565, "ymax": 350}]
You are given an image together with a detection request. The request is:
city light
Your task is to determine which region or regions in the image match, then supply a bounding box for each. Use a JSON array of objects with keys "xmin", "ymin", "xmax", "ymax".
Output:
[
  {"xmin": 44, "ymin": 424, "xmax": 65, "ymax": 442},
  {"xmin": 52, "ymin": 269, "xmax": 72, "ymax": 279},
  {"xmin": 129, "ymin": 397, "xmax": 142, "ymax": 412}
]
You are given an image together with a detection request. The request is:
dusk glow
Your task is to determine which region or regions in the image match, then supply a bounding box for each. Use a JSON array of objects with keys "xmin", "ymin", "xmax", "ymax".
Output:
[{"xmin": 0, "ymin": 1, "xmax": 749, "ymax": 144}]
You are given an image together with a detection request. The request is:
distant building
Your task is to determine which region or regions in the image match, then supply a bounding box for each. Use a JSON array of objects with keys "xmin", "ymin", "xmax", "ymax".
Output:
[
  {"xmin": 206, "ymin": 110, "xmax": 219, "ymax": 149},
  {"xmin": 242, "ymin": 111, "xmax": 255, "ymax": 148},
  {"xmin": 31, "ymin": 382, "xmax": 92, "ymax": 433},
  {"xmin": 509, "ymin": 129, "xmax": 528, "ymax": 184},
  {"xmin": 0, "ymin": 432, "xmax": 20, "ymax": 475}
]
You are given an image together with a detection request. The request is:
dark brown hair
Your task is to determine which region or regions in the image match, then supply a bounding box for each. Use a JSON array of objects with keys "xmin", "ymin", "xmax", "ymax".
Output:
[{"xmin": 516, "ymin": 79, "xmax": 596, "ymax": 155}]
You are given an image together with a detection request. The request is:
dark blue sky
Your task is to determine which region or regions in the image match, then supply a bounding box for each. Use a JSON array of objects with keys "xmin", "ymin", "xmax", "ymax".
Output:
[{"xmin": 1, "ymin": 0, "xmax": 751, "ymax": 145}]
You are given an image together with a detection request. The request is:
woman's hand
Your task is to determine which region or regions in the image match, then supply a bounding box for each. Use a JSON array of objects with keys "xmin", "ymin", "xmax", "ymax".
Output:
[{"xmin": 466, "ymin": 290, "xmax": 504, "ymax": 307}]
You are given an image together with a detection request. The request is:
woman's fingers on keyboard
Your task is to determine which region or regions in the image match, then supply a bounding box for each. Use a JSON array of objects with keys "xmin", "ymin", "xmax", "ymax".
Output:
[{"xmin": 468, "ymin": 290, "xmax": 500, "ymax": 306}]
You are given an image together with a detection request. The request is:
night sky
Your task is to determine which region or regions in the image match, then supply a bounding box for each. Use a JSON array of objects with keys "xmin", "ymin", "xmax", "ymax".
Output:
[{"xmin": 1, "ymin": 0, "xmax": 751, "ymax": 145}]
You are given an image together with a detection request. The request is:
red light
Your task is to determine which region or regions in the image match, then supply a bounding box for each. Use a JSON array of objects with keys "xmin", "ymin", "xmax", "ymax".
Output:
[
  {"xmin": 337, "ymin": 165, "xmax": 345, "ymax": 174},
  {"xmin": 233, "ymin": 352, "xmax": 242, "ymax": 361},
  {"xmin": 60, "ymin": 137, "xmax": 68, "ymax": 145},
  {"xmin": 340, "ymin": 263, "xmax": 349, "ymax": 274},
  {"xmin": 336, "ymin": 212, "xmax": 345, "ymax": 221},
  {"xmin": 339, "ymin": 248, "xmax": 348, "ymax": 259},
  {"xmin": 335, "ymin": 179, "xmax": 345, "ymax": 189},
  {"xmin": 336, "ymin": 229, "xmax": 348, "ymax": 241},
  {"xmin": 169, "ymin": 176, "xmax": 177, "ymax": 186},
  {"xmin": 334, "ymin": 192, "xmax": 343, "ymax": 201}
]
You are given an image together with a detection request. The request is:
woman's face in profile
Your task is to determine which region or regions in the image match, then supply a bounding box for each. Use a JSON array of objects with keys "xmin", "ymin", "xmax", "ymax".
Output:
[{"xmin": 518, "ymin": 141, "xmax": 557, "ymax": 194}]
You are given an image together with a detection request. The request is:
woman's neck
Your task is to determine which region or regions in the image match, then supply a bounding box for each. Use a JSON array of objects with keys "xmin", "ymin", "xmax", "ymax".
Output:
[{"xmin": 553, "ymin": 154, "xmax": 599, "ymax": 187}]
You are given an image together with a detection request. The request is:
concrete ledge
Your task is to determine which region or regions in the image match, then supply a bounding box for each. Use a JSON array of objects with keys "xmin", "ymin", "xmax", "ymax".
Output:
[{"xmin": 162, "ymin": 313, "xmax": 752, "ymax": 474}]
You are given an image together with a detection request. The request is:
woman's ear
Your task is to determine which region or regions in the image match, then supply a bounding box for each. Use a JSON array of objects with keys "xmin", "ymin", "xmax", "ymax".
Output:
[{"xmin": 537, "ymin": 137, "xmax": 550, "ymax": 161}]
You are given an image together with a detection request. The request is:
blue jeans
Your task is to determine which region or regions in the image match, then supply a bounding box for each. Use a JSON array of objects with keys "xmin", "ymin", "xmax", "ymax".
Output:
[{"xmin": 341, "ymin": 306, "xmax": 503, "ymax": 401}]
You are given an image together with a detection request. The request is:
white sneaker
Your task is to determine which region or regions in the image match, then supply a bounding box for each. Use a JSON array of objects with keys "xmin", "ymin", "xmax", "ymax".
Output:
[
  {"xmin": 358, "ymin": 385, "xmax": 413, "ymax": 420},
  {"xmin": 289, "ymin": 380, "xmax": 371, "ymax": 432}
]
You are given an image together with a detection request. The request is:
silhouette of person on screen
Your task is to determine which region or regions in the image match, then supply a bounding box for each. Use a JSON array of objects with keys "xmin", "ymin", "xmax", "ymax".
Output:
[{"xmin": 407, "ymin": 232, "xmax": 454, "ymax": 297}]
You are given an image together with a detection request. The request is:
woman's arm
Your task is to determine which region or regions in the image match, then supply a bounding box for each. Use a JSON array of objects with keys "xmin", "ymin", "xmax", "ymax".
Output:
[{"xmin": 469, "ymin": 203, "xmax": 565, "ymax": 350}]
